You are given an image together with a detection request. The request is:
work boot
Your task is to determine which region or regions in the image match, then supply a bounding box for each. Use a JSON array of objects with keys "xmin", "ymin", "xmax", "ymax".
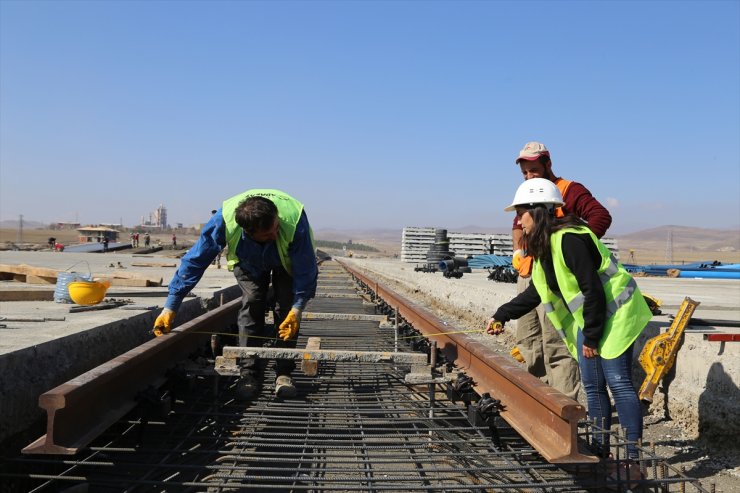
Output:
[
  {"xmin": 606, "ymin": 460, "xmax": 644, "ymax": 491},
  {"xmin": 275, "ymin": 375, "xmax": 297, "ymax": 399},
  {"xmin": 235, "ymin": 369, "xmax": 259, "ymax": 400}
]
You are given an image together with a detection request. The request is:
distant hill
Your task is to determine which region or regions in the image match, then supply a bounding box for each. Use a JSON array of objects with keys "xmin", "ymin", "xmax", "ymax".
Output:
[
  {"xmin": 316, "ymin": 224, "xmax": 739, "ymax": 243},
  {"xmin": 5, "ymin": 220, "xmax": 737, "ymax": 259},
  {"xmin": 615, "ymin": 225, "xmax": 740, "ymax": 253},
  {"xmin": 0, "ymin": 219, "xmax": 47, "ymax": 229},
  {"xmin": 315, "ymin": 228, "xmax": 401, "ymax": 243},
  {"xmin": 315, "ymin": 225, "xmax": 511, "ymax": 243},
  {"xmin": 449, "ymin": 225, "xmax": 512, "ymax": 235},
  {"xmin": 314, "ymin": 225, "xmax": 739, "ymax": 262}
]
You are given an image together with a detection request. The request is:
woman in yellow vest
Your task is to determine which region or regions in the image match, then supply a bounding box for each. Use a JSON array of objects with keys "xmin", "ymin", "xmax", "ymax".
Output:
[{"xmin": 487, "ymin": 178, "xmax": 651, "ymax": 480}]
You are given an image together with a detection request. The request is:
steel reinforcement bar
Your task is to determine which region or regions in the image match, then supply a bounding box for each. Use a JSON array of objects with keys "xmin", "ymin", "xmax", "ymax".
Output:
[
  {"xmin": 4, "ymin": 261, "xmax": 711, "ymax": 492},
  {"xmin": 23, "ymin": 297, "xmax": 241, "ymax": 455},
  {"xmin": 338, "ymin": 259, "xmax": 595, "ymax": 464}
]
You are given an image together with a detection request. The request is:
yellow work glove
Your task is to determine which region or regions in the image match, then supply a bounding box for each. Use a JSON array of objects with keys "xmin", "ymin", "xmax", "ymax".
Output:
[
  {"xmin": 485, "ymin": 318, "xmax": 505, "ymax": 335},
  {"xmin": 153, "ymin": 308, "xmax": 176, "ymax": 337},
  {"xmin": 512, "ymin": 249, "xmax": 533, "ymax": 277},
  {"xmin": 512, "ymin": 249, "xmax": 524, "ymax": 271},
  {"xmin": 278, "ymin": 308, "xmax": 302, "ymax": 341}
]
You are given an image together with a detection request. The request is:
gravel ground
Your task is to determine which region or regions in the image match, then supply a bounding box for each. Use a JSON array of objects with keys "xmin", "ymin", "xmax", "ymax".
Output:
[{"xmin": 340, "ymin": 256, "xmax": 740, "ymax": 493}]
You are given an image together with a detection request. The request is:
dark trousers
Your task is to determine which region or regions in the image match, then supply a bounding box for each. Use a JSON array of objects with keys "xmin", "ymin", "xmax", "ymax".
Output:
[{"xmin": 233, "ymin": 264, "xmax": 296, "ymax": 376}]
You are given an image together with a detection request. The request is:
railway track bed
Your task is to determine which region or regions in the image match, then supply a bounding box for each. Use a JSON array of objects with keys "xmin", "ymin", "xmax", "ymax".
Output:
[{"xmin": 1, "ymin": 261, "xmax": 710, "ymax": 492}]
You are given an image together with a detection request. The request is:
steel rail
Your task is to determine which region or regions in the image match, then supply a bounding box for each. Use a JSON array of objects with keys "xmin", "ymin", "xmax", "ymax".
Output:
[
  {"xmin": 23, "ymin": 297, "xmax": 240, "ymax": 455},
  {"xmin": 337, "ymin": 259, "xmax": 594, "ymax": 464},
  {"xmin": 2, "ymin": 261, "xmax": 709, "ymax": 492},
  {"xmin": 200, "ymin": 292, "xmax": 561, "ymax": 491}
]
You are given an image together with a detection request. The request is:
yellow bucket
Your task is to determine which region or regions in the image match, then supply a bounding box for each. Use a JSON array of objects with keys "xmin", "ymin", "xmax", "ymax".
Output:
[{"xmin": 67, "ymin": 280, "xmax": 111, "ymax": 306}]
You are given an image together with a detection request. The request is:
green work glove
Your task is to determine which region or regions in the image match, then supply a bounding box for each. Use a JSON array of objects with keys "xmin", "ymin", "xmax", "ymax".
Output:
[
  {"xmin": 153, "ymin": 308, "xmax": 176, "ymax": 337},
  {"xmin": 278, "ymin": 308, "xmax": 302, "ymax": 341}
]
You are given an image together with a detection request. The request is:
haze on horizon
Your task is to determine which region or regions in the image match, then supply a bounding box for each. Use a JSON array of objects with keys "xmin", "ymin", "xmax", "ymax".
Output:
[{"xmin": 1, "ymin": 1, "xmax": 738, "ymax": 236}]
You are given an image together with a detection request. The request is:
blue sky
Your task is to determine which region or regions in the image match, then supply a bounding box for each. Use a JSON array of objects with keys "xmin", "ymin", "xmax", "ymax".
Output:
[{"xmin": 1, "ymin": 0, "xmax": 738, "ymax": 235}]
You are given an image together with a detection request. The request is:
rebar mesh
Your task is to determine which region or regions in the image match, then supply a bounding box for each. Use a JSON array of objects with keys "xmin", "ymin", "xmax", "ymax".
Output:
[{"xmin": 0, "ymin": 264, "xmax": 709, "ymax": 492}]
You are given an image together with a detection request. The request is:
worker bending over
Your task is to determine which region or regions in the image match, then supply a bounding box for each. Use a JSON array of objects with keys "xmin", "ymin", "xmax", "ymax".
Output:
[{"xmin": 153, "ymin": 189, "xmax": 318, "ymax": 398}]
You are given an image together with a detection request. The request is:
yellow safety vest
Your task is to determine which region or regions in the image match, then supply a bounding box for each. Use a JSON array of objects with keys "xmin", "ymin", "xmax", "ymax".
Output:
[
  {"xmin": 222, "ymin": 189, "xmax": 306, "ymax": 273},
  {"xmin": 531, "ymin": 227, "xmax": 652, "ymax": 359}
]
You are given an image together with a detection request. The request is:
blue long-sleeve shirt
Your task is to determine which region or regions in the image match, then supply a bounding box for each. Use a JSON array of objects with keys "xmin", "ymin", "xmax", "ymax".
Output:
[{"xmin": 165, "ymin": 208, "xmax": 317, "ymax": 312}]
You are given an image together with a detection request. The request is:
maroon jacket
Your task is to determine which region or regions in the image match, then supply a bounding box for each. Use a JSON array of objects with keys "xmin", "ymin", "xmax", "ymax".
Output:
[{"xmin": 512, "ymin": 179, "xmax": 612, "ymax": 238}]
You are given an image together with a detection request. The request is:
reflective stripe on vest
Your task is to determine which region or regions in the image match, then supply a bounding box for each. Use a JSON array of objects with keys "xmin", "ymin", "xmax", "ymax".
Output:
[
  {"xmin": 605, "ymin": 276, "xmax": 639, "ymax": 320},
  {"xmin": 541, "ymin": 298, "xmax": 572, "ymax": 342},
  {"xmin": 567, "ymin": 254, "xmax": 634, "ymax": 319},
  {"xmin": 531, "ymin": 227, "xmax": 652, "ymax": 359}
]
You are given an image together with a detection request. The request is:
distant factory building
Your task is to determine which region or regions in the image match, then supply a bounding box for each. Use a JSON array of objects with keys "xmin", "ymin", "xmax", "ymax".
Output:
[{"xmin": 140, "ymin": 204, "xmax": 168, "ymax": 229}]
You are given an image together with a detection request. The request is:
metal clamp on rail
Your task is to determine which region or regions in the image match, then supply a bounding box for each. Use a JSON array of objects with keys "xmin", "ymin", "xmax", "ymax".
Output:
[
  {"xmin": 447, "ymin": 373, "xmax": 479, "ymax": 405},
  {"xmin": 468, "ymin": 392, "xmax": 504, "ymax": 448}
]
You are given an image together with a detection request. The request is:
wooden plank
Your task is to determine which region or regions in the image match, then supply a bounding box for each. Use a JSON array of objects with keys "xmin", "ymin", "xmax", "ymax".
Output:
[
  {"xmin": 130, "ymin": 263, "xmax": 177, "ymax": 268},
  {"xmin": 107, "ymin": 278, "xmax": 157, "ymax": 287},
  {"xmin": 0, "ymin": 264, "xmax": 61, "ymax": 278},
  {"xmin": 301, "ymin": 337, "xmax": 321, "ymax": 376},
  {"xmin": 24, "ymin": 275, "xmax": 57, "ymax": 285},
  {"xmin": 0, "ymin": 290, "xmax": 55, "ymax": 302},
  {"xmin": 0, "ymin": 263, "xmax": 161, "ymax": 287},
  {"xmin": 106, "ymin": 271, "xmax": 163, "ymax": 285}
]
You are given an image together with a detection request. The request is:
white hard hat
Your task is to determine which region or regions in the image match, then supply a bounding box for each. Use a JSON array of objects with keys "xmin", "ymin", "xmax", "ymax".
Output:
[{"xmin": 504, "ymin": 178, "xmax": 564, "ymax": 212}]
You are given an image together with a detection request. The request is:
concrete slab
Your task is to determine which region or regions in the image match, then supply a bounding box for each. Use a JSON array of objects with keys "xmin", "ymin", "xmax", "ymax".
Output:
[
  {"xmin": 0, "ymin": 249, "xmax": 240, "ymax": 445},
  {"xmin": 0, "ymin": 250, "xmax": 236, "ymax": 353}
]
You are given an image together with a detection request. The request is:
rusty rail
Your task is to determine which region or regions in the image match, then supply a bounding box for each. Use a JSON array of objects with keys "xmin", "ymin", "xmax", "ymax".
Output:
[
  {"xmin": 23, "ymin": 261, "xmax": 593, "ymax": 462},
  {"xmin": 338, "ymin": 259, "xmax": 595, "ymax": 464},
  {"xmin": 23, "ymin": 298, "xmax": 240, "ymax": 455}
]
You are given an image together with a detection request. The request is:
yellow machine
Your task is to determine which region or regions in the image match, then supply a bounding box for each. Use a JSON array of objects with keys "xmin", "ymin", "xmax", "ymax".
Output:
[{"xmin": 638, "ymin": 297, "xmax": 699, "ymax": 402}]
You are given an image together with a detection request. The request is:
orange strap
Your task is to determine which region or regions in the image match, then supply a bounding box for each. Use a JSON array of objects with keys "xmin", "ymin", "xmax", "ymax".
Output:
[{"xmin": 554, "ymin": 178, "xmax": 572, "ymax": 218}]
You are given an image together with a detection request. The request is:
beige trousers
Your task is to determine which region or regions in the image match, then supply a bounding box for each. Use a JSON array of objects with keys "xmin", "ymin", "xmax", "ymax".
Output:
[{"xmin": 515, "ymin": 276, "xmax": 582, "ymax": 401}]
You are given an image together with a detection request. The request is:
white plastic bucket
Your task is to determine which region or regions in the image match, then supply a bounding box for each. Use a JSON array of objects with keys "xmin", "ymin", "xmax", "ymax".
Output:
[{"xmin": 54, "ymin": 262, "xmax": 93, "ymax": 303}]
